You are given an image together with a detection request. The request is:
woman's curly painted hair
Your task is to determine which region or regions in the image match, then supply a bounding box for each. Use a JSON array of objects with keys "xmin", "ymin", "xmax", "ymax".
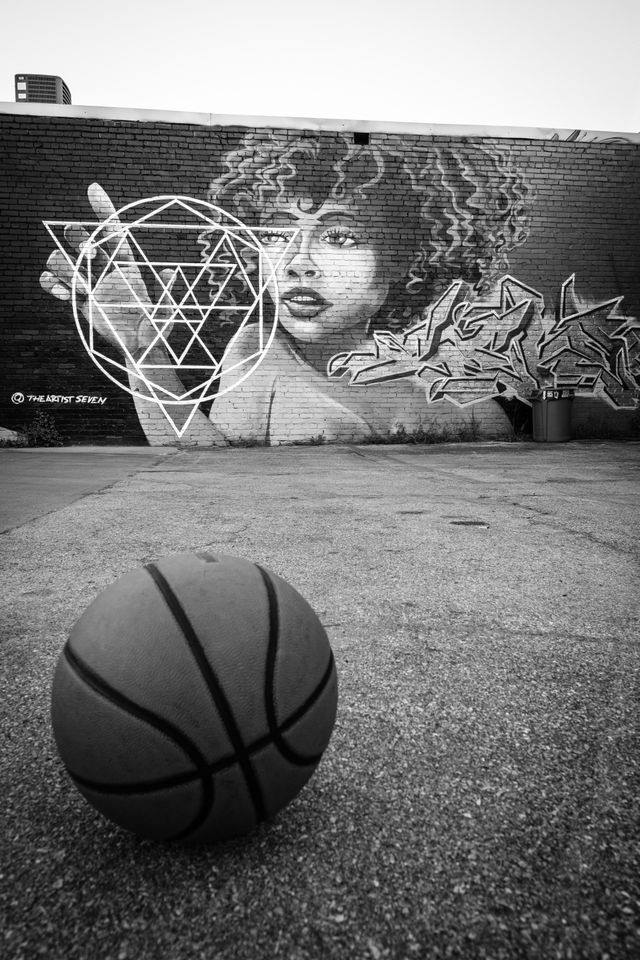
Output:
[{"xmin": 205, "ymin": 131, "xmax": 532, "ymax": 326}]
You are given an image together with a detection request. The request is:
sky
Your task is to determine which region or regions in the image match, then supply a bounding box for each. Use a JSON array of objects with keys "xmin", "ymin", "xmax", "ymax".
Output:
[{"xmin": 2, "ymin": 0, "xmax": 639, "ymax": 133}]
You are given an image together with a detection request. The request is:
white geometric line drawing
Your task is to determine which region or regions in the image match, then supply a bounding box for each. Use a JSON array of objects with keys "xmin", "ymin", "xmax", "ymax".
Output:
[{"xmin": 44, "ymin": 196, "xmax": 298, "ymax": 437}]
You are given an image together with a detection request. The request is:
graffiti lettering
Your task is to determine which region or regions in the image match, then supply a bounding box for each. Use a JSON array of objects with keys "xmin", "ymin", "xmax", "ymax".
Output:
[{"xmin": 328, "ymin": 276, "xmax": 640, "ymax": 410}]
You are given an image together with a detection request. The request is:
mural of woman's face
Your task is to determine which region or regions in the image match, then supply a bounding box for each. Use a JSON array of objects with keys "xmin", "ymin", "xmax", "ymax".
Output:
[{"xmin": 259, "ymin": 198, "xmax": 392, "ymax": 344}]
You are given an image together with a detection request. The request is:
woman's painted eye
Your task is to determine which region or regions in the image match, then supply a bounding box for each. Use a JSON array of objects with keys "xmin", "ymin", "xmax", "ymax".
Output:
[
  {"xmin": 261, "ymin": 230, "xmax": 290, "ymax": 245},
  {"xmin": 321, "ymin": 227, "xmax": 358, "ymax": 247}
]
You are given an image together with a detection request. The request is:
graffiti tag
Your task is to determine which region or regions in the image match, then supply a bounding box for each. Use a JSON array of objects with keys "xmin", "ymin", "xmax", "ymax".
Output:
[{"xmin": 20, "ymin": 394, "xmax": 108, "ymax": 405}]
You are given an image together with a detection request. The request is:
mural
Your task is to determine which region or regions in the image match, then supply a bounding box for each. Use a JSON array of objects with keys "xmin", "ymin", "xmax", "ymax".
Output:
[{"xmin": 38, "ymin": 132, "xmax": 640, "ymax": 445}]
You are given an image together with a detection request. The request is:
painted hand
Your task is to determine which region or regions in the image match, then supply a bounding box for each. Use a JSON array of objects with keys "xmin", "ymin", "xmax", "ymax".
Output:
[{"xmin": 39, "ymin": 184, "xmax": 176, "ymax": 357}]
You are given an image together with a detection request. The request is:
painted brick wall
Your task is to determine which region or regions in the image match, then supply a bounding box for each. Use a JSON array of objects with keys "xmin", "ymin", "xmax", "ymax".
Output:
[{"xmin": 1, "ymin": 110, "xmax": 639, "ymax": 446}]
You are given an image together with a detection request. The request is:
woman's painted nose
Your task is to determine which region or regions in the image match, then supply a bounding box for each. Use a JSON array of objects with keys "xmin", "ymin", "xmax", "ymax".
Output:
[{"xmin": 286, "ymin": 250, "xmax": 319, "ymax": 279}]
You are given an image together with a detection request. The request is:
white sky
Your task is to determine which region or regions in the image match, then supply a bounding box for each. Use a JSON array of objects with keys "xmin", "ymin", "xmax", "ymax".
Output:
[{"xmin": 2, "ymin": 0, "xmax": 639, "ymax": 132}]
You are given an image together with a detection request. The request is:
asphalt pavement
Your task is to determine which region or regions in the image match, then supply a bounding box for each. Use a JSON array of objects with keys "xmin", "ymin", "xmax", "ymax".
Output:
[
  {"xmin": 0, "ymin": 447, "xmax": 174, "ymax": 533},
  {"xmin": 1, "ymin": 441, "xmax": 639, "ymax": 959}
]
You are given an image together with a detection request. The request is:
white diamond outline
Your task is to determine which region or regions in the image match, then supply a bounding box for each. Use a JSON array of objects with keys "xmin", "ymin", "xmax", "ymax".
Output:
[{"xmin": 45, "ymin": 196, "xmax": 298, "ymax": 436}]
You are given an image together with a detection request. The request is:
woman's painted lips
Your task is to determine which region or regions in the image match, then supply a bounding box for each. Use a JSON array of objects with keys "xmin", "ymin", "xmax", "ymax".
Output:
[{"xmin": 281, "ymin": 287, "xmax": 332, "ymax": 318}]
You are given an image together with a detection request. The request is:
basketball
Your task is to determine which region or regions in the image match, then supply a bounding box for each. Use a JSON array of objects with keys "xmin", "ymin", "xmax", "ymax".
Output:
[{"xmin": 51, "ymin": 552, "xmax": 338, "ymax": 843}]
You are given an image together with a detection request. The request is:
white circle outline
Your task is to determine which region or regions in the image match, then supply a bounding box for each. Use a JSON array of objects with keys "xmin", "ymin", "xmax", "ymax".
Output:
[{"xmin": 70, "ymin": 195, "xmax": 284, "ymax": 406}]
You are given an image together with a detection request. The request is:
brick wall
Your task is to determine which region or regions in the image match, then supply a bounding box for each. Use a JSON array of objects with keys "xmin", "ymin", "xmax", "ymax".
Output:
[{"xmin": 1, "ymin": 109, "xmax": 639, "ymax": 446}]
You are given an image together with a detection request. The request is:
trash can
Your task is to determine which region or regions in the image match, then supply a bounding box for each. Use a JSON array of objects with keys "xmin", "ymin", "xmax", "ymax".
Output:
[{"xmin": 531, "ymin": 389, "xmax": 574, "ymax": 442}]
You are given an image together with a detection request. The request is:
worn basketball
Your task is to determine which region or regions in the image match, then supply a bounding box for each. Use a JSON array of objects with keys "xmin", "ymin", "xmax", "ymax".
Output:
[{"xmin": 51, "ymin": 552, "xmax": 338, "ymax": 843}]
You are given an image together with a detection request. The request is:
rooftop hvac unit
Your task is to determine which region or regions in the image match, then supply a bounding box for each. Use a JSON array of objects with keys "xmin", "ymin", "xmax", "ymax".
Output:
[{"xmin": 15, "ymin": 74, "xmax": 72, "ymax": 105}]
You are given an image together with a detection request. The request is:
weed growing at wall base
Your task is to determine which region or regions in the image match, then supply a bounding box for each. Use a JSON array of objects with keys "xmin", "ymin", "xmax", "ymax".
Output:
[
  {"xmin": 292, "ymin": 433, "xmax": 327, "ymax": 446},
  {"xmin": 0, "ymin": 411, "xmax": 64, "ymax": 447},
  {"xmin": 226, "ymin": 436, "xmax": 263, "ymax": 448},
  {"xmin": 361, "ymin": 421, "xmax": 485, "ymax": 446}
]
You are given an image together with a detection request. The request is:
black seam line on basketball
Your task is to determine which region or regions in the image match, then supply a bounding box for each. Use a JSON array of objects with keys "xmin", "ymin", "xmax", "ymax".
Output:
[
  {"xmin": 69, "ymin": 695, "xmax": 330, "ymax": 797},
  {"xmin": 67, "ymin": 766, "xmax": 199, "ymax": 796},
  {"xmin": 62, "ymin": 645, "xmax": 214, "ymax": 841},
  {"xmin": 145, "ymin": 563, "xmax": 267, "ymax": 824},
  {"xmin": 65, "ymin": 687, "xmax": 334, "ymax": 798},
  {"xmin": 255, "ymin": 564, "xmax": 326, "ymax": 767},
  {"xmin": 278, "ymin": 651, "xmax": 336, "ymax": 735},
  {"xmin": 63, "ymin": 645, "xmax": 211, "ymax": 780},
  {"xmin": 60, "ymin": 658, "xmax": 335, "ymax": 800},
  {"xmin": 61, "ymin": 620, "xmax": 335, "ymax": 801}
]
